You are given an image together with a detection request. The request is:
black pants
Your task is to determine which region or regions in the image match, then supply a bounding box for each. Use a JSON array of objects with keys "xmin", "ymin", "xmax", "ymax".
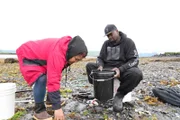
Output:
[{"xmin": 86, "ymin": 62, "xmax": 143, "ymax": 96}]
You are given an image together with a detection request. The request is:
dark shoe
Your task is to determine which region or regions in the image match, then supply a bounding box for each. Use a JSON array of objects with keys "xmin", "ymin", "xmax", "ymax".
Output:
[
  {"xmin": 33, "ymin": 111, "xmax": 52, "ymax": 120},
  {"xmin": 113, "ymin": 95, "xmax": 124, "ymax": 112},
  {"xmin": 34, "ymin": 102, "xmax": 46, "ymax": 113},
  {"xmin": 33, "ymin": 102, "xmax": 52, "ymax": 119}
]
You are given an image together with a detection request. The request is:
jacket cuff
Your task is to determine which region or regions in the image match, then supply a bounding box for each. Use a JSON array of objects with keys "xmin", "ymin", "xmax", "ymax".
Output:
[
  {"xmin": 52, "ymin": 103, "xmax": 61, "ymax": 110},
  {"xmin": 48, "ymin": 90, "xmax": 61, "ymax": 110}
]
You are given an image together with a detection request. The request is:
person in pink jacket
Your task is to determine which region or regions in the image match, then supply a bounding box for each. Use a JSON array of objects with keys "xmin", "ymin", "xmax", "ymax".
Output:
[{"xmin": 16, "ymin": 35, "xmax": 88, "ymax": 120}]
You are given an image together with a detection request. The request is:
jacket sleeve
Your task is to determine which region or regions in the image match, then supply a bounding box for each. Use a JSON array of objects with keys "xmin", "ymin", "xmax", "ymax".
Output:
[
  {"xmin": 119, "ymin": 39, "xmax": 139, "ymax": 73},
  {"xmin": 47, "ymin": 52, "xmax": 65, "ymax": 110},
  {"xmin": 97, "ymin": 42, "xmax": 106, "ymax": 67}
]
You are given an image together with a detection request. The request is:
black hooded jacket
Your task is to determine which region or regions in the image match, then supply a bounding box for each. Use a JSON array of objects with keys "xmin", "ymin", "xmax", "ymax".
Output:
[{"xmin": 97, "ymin": 32, "xmax": 139, "ymax": 73}]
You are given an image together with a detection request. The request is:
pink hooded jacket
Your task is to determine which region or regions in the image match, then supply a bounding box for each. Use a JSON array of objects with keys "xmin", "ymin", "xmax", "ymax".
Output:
[
  {"xmin": 16, "ymin": 36, "xmax": 88, "ymax": 110},
  {"xmin": 16, "ymin": 36, "xmax": 71, "ymax": 92}
]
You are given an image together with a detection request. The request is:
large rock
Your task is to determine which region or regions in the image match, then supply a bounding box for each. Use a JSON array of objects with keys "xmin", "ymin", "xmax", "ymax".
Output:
[
  {"xmin": 4, "ymin": 58, "xmax": 18, "ymax": 63},
  {"xmin": 76, "ymin": 103, "xmax": 87, "ymax": 112},
  {"xmin": 64, "ymin": 101, "xmax": 79, "ymax": 112}
]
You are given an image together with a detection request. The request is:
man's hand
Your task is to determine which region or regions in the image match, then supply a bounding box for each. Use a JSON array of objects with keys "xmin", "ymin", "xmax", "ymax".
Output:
[
  {"xmin": 112, "ymin": 68, "xmax": 120, "ymax": 78},
  {"xmin": 97, "ymin": 66, "xmax": 103, "ymax": 71},
  {"xmin": 54, "ymin": 108, "xmax": 65, "ymax": 120}
]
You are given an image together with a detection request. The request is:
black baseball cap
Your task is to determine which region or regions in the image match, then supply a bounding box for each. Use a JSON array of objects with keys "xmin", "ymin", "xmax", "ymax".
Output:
[{"xmin": 104, "ymin": 24, "xmax": 118, "ymax": 36}]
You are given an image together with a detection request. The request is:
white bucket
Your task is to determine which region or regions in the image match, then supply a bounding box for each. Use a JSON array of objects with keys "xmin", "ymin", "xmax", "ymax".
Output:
[
  {"xmin": 0, "ymin": 83, "xmax": 16, "ymax": 119},
  {"xmin": 113, "ymin": 79, "xmax": 132, "ymax": 102}
]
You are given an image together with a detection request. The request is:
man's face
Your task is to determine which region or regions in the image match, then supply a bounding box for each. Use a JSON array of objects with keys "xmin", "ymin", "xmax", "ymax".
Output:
[{"xmin": 107, "ymin": 30, "xmax": 119, "ymax": 41}]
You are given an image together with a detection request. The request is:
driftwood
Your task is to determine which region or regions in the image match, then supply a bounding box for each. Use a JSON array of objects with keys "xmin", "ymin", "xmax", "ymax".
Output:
[
  {"xmin": 4, "ymin": 58, "xmax": 18, "ymax": 63},
  {"xmin": 15, "ymin": 89, "xmax": 32, "ymax": 93}
]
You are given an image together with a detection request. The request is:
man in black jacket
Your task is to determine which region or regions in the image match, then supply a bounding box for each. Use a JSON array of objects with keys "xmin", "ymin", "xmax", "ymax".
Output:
[{"xmin": 86, "ymin": 24, "xmax": 143, "ymax": 112}]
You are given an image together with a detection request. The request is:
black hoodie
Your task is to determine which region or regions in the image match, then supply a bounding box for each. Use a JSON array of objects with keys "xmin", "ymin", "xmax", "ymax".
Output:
[{"xmin": 97, "ymin": 31, "xmax": 139, "ymax": 73}]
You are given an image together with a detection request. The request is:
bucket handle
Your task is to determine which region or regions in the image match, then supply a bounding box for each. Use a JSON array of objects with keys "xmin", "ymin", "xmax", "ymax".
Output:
[{"xmin": 89, "ymin": 71, "xmax": 115, "ymax": 81}]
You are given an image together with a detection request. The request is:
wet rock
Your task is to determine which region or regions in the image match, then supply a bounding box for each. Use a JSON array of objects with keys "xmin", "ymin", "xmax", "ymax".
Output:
[
  {"xmin": 4, "ymin": 58, "xmax": 18, "ymax": 63},
  {"xmin": 64, "ymin": 101, "xmax": 78, "ymax": 112},
  {"xmin": 94, "ymin": 106, "xmax": 103, "ymax": 113},
  {"xmin": 76, "ymin": 103, "xmax": 87, "ymax": 112}
]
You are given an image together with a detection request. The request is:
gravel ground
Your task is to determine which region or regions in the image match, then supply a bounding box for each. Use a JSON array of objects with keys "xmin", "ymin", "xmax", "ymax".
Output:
[{"xmin": 0, "ymin": 57, "xmax": 180, "ymax": 120}]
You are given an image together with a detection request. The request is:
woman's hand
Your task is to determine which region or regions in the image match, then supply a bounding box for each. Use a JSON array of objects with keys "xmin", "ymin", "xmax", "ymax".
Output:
[{"xmin": 54, "ymin": 108, "xmax": 65, "ymax": 120}]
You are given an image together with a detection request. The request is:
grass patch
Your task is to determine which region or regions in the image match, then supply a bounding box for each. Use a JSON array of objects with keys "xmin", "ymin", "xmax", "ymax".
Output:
[
  {"xmin": 83, "ymin": 110, "xmax": 89, "ymax": 116},
  {"xmin": 60, "ymin": 88, "xmax": 73, "ymax": 98},
  {"xmin": 9, "ymin": 110, "xmax": 26, "ymax": 120},
  {"xmin": 164, "ymin": 52, "xmax": 180, "ymax": 56}
]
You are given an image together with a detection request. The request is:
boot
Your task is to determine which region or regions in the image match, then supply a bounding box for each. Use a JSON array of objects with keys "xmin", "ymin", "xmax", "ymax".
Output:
[
  {"xmin": 33, "ymin": 102, "xmax": 52, "ymax": 120},
  {"xmin": 113, "ymin": 93, "xmax": 124, "ymax": 112}
]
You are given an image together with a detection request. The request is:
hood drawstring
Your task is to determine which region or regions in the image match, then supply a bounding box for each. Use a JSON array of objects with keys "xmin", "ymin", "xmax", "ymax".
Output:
[{"xmin": 65, "ymin": 66, "xmax": 71, "ymax": 87}]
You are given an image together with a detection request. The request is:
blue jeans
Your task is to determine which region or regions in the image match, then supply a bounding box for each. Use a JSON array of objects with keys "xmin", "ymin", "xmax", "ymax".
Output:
[{"xmin": 33, "ymin": 74, "xmax": 47, "ymax": 103}]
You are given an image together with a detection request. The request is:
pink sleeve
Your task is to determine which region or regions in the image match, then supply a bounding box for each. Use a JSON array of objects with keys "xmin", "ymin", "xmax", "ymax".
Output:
[{"xmin": 47, "ymin": 52, "xmax": 65, "ymax": 92}]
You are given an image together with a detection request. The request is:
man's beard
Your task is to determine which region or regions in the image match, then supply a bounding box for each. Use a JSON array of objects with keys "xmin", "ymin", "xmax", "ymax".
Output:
[{"xmin": 110, "ymin": 39, "xmax": 117, "ymax": 43}]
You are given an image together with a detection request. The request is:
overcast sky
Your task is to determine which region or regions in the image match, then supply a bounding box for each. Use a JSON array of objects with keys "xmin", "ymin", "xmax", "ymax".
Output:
[{"xmin": 0, "ymin": 0, "xmax": 180, "ymax": 53}]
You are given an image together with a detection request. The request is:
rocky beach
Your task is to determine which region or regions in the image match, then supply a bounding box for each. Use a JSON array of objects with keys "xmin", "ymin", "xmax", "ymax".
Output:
[{"xmin": 0, "ymin": 57, "xmax": 180, "ymax": 120}]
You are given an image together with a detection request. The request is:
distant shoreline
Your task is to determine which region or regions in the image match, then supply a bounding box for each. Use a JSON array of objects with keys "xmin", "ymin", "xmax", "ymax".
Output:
[
  {"xmin": 0, "ymin": 53, "xmax": 16, "ymax": 55},
  {"xmin": 1, "ymin": 52, "xmax": 180, "ymax": 58},
  {"xmin": 0, "ymin": 54, "xmax": 96, "ymax": 59}
]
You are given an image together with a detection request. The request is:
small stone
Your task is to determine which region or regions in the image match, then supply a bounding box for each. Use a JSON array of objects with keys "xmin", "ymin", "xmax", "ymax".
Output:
[
  {"xmin": 168, "ymin": 66, "xmax": 174, "ymax": 70},
  {"xmin": 169, "ymin": 76, "xmax": 176, "ymax": 80},
  {"xmin": 89, "ymin": 103, "xmax": 93, "ymax": 107},
  {"xmin": 21, "ymin": 113, "xmax": 32, "ymax": 120},
  {"xmin": 175, "ymin": 113, "xmax": 180, "ymax": 118},
  {"xmin": 94, "ymin": 106, "xmax": 103, "ymax": 113},
  {"xmin": 83, "ymin": 99, "xmax": 87, "ymax": 103},
  {"xmin": 82, "ymin": 72, "xmax": 87, "ymax": 75},
  {"xmin": 107, "ymin": 107, "xmax": 113, "ymax": 112}
]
